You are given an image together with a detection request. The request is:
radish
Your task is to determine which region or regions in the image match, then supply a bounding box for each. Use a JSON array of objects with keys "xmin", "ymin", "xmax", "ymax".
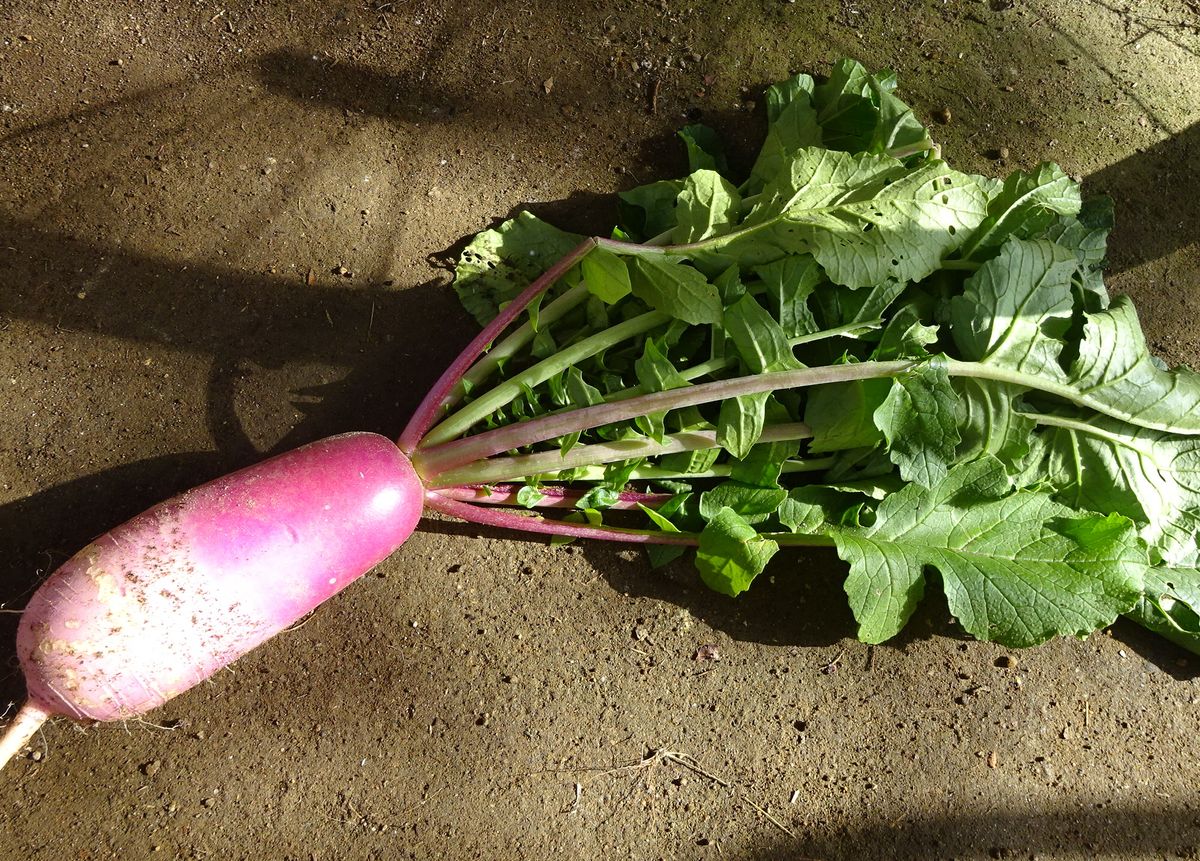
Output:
[{"xmin": 0, "ymin": 433, "xmax": 422, "ymax": 768}]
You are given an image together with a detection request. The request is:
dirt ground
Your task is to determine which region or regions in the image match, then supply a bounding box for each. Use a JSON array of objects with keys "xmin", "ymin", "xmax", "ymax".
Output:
[{"xmin": 2, "ymin": 0, "xmax": 1200, "ymax": 858}]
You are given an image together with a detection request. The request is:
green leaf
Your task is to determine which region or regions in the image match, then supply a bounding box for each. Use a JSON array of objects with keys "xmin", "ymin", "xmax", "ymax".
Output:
[
  {"xmin": 658, "ymin": 447, "xmax": 722, "ymax": 476},
  {"xmin": 714, "ymin": 264, "xmax": 746, "ymax": 305},
  {"xmin": 950, "ymin": 238, "xmax": 1077, "ymax": 380},
  {"xmin": 674, "ymin": 170, "xmax": 742, "ymax": 244},
  {"xmin": 816, "ymin": 278, "xmax": 907, "ymax": 328},
  {"xmin": 628, "ymin": 256, "xmax": 723, "ymax": 325},
  {"xmin": 453, "ymin": 212, "xmax": 584, "ymax": 325},
  {"xmin": 765, "ymin": 72, "xmax": 816, "ymax": 124},
  {"xmin": 635, "ymin": 338, "xmax": 690, "ymax": 391},
  {"xmin": 871, "ymin": 304, "xmax": 939, "ymax": 360},
  {"xmin": 740, "ymin": 152, "xmax": 988, "ymax": 288},
  {"xmin": 1043, "ymin": 195, "xmax": 1113, "ymax": 311},
  {"xmin": 873, "ymin": 357, "xmax": 961, "ymax": 488},
  {"xmin": 516, "ymin": 485, "xmax": 545, "ymax": 508},
  {"xmin": 581, "ymin": 247, "xmax": 633, "ymax": 304},
  {"xmin": 530, "ymin": 326, "xmax": 557, "ymax": 359},
  {"xmin": 805, "ymin": 376, "xmax": 890, "ymax": 453},
  {"xmin": 618, "ymin": 180, "xmax": 684, "ymax": 240},
  {"xmin": 1041, "ymin": 414, "xmax": 1200, "ymax": 565},
  {"xmin": 551, "ymin": 509, "xmax": 603, "ymax": 547},
  {"xmin": 1070, "ymin": 295, "xmax": 1200, "ymax": 434},
  {"xmin": 566, "ymin": 366, "xmax": 604, "ymax": 406},
  {"xmin": 747, "ymin": 76, "xmax": 822, "ymax": 193},
  {"xmin": 866, "ymin": 74, "xmax": 932, "ymax": 158},
  {"xmin": 1126, "ymin": 563, "xmax": 1200, "ymax": 655},
  {"xmin": 678, "ymin": 124, "xmax": 729, "ymax": 175},
  {"xmin": 607, "ymin": 458, "xmax": 645, "ymax": 489},
  {"xmin": 833, "ymin": 457, "xmax": 1146, "ymax": 646},
  {"xmin": 639, "ymin": 502, "xmax": 683, "ymax": 533},
  {"xmin": 718, "ymin": 392, "xmax": 770, "ymax": 459},
  {"xmin": 811, "ymin": 59, "xmax": 877, "ymax": 153},
  {"xmin": 699, "ymin": 481, "xmax": 788, "ymax": 524},
  {"xmin": 778, "ymin": 485, "xmax": 863, "ymax": 533},
  {"xmin": 724, "ymin": 293, "xmax": 802, "ymax": 373},
  {"xmin": 696, "ymin": 507, "xmax": 780, "ymax": 597},
  {"xmin": 575, "ymin": 487, "xmax": 619, "ymax": 510},
  {"xmin": 954, "ymin": 378, "xmax": 1035, "ymax": 469},
  {"xmin": 960, "ymin": 163, "xmax": 1082, "ymax": 260},
  {"xmin": 754, "ymin": 255, "xmax": 822, "ymax": 337},
  {"xmin": 730, "ymin": 438, "xmax": 802, "ymax": 487}
]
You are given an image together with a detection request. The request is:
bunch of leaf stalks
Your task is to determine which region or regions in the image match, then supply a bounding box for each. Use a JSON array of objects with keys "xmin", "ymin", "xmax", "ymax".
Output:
[{"xmin": 404, "ymin": 59, "xmax": 1200, "ymax": 653}]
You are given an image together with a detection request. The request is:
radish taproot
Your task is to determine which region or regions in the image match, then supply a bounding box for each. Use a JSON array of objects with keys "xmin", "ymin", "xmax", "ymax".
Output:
[{"xmin": 0, "ymin": 433, "xmax": 422, "ymax": 768}]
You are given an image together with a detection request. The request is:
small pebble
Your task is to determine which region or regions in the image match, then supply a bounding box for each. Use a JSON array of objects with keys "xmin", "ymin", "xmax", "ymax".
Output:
[
  {"xmin": 693, "ymin": 644, "xmax": 721, "ymax": 662},
  {"xmin": 987, "ymin": 750, "xmax": 998, "ymax": 768},
  {"xmin": 995, "ymin": 655, "xmax": 1018, "ymax": 669},
  {"xmin": 933, "ymin": 107, "xmax": 952, "ymax": 124},
  {"xmin": 141, "ymin": 759, "xmax": 161, "ymax": 777},
  {"xmin": 200, "ymin": 797, "xmax": 215, "ymax": 808},
  {"xmin": 29, "ymin": 750, "xmax": 42, "ymax": 762}
]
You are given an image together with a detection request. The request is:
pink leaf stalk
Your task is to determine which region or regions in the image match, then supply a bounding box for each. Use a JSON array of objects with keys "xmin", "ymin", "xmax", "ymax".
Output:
[
  {"xmin": 433, "ymin": 485, "xmax": 674, "ymax": 510},
  {"xmin": 398, "ymin": 237, "xmax": 597, "ymax": 453},
  {"xmin": 424, "ymin": 492, "xmax": 697, "ymax": 546}
]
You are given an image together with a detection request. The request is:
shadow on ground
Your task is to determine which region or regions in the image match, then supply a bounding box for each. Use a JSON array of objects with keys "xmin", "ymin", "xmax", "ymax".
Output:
[
  {"xmin": 1089, "ymin": 120, "xmax": 1200, "ymax": 273},
  {"xmin": 740, "ymin": 801, "xmax": 1200, "ymax": 861}
]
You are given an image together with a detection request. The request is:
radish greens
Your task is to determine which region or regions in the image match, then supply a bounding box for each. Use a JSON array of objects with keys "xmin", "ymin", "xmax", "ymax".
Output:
[{"xmin": 403, "ymin": 58, "xmax": 1200, "ymax": 655}]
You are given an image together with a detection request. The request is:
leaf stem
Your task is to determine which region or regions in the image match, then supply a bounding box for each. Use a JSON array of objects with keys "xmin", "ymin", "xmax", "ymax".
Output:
[
  {"xmin": 414, "ymin": 361, "xmax": 914, "ymax": 477},
  {"xmin": 434, "ymin": 484, "xmax": 674, "ymax": 510},
  {"xmin": 422, "ymin": 310, "xmax": 672, "ymax": 447},
  {"xmin": 424, "ymin": 491, "xmax": 699, "ymax": 545},
  {"xmin": 885, "ymin": 137, "xmax": 935, "ymax": 160},
  {"xmin": 1022, "ymin": 411, "xmax": 1159, "ymax": 459},
  {"xmin": 427, "ymin": 422, "xmax": 813, "ymax": 487},
  {"xmin": 399, "ymin": 236, "xmax": 598, "ymax": 452},
  {"xmin": 451, "ymin": 282, "xmax": 592, "ymax": 404},
  {"xmin": 425, "ymin": 490, "xmax": 838, "ymax": 548},
  {"xmin": 562, "ymin": 456, "xmax": 836, "ymax": 482},
  {"xmin": 763, "ymin": 532, "xmax": 838, "ymax": 547},
  {"xmin": 600, "ymin": 318, "xmax": 885, "ymax": 403}
]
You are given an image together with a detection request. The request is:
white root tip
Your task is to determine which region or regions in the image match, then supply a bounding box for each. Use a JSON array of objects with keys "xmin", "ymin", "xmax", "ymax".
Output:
[{"xmin": 0, "ymin": 702, "xmax": 50, "ymax": 771}]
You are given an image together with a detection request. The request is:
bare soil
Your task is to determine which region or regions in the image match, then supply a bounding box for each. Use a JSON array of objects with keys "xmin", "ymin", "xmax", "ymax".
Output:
[{"xmin": 2, "ymin": 1, "xmax": 1200, "ymax": 859}]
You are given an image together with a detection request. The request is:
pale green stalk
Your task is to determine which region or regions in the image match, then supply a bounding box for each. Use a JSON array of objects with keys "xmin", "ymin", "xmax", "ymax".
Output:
[
  {"xmin": 561, "ymin": 456, "xmax": 836, "ymax": 482},
  {"xmin": 423, "ymin": 310, "xmax": 671, "ymax": 447},
  {"xmin": 428, "ymin": 422, "xmax": 812, "ymax": 487},
  {"xmin": 450, "ymin": 283, "xmax": 591, "ymax": 405}
]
